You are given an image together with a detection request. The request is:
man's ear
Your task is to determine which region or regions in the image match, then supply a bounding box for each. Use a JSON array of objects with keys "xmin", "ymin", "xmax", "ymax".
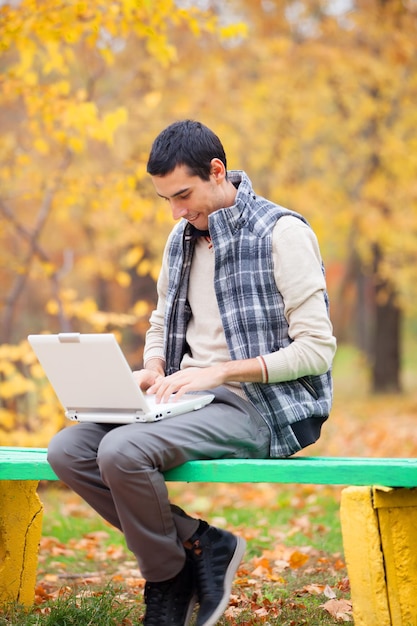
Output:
[{"xmin": 210, "ymin": 158, "xmax": 226, "ymax": 182}]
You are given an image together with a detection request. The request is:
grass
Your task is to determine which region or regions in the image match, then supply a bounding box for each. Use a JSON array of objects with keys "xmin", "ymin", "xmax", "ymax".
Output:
[
  {"xmin": 0, "ymin": 585, "xmax": 135, "ymax": 625},
  {"xmin": 41, "ymin": 483, "xmax": 343, "ymax": 556}
]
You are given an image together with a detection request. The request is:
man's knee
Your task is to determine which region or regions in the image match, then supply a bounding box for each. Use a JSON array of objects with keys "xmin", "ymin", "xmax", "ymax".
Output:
[
  {"xmin": 47, "ymin": 428, "xmax": 70, "ymax": 471},
  {"xmin": 97, "ymin": 433, "xmax": 140, "ymax": 474},
  {"xmin": 97, "ymin": 429, "xmax": 156, "ymax": 479},
  {"xmin": 48, "ymin": 425, "xmax": 99, "ymax": 469},
  {"xmin": 47, "ymin": 427, "xmax": 87, "ymax": 481}
]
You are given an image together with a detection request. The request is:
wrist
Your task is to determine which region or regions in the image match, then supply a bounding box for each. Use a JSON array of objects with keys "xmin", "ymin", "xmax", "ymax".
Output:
[
  {"xmin": 220, "ymin": 358, "xmax": 266, "ymax": 384},
  {"xmin": 256, "ymin": 355, "xmax": 269, "ymax": 383},
  {"xmin": 144, "ymin": 358, "xmax": 165, "ymax": 376}
]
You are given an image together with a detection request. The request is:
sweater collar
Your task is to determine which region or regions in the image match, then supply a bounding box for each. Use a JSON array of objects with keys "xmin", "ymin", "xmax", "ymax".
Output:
[{"xmin": 208, "ymin": 170, "xmax": 255, "ymax": 235}]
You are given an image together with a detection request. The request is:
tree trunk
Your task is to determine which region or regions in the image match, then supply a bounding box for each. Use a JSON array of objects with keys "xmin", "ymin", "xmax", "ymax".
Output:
[
  {"xmin": 351, "ymin": 245, "xmax": 402, "ymax": 393},
  {"xmin": 371, "ymin": 241, "xmax": 402, "ymax": 394},
  {"xmin": 372, "ymin": 290, "xmax": 402, "ymax": 393}
]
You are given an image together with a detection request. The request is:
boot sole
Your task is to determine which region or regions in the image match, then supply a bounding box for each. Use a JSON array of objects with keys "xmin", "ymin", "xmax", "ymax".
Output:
[
  {"xmin": 198, "ymin": 536, "xmax": 246, "ymax": 626},
  {"xmin": 185, "ymin": 593, "xmax": 197, "ymax": 626}
]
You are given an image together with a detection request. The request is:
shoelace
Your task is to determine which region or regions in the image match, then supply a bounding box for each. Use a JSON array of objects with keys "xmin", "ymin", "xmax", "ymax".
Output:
[
  {"xmin": 191, "ymin": 539, "xmax": 217, "ymax": 597},
  {"xmin": 144, "ymin": 577, "xmax": 193, "ymax": 625},
  {"xmin": 144, "ymin": 582, "xmax": 170, "ymax": 625}
]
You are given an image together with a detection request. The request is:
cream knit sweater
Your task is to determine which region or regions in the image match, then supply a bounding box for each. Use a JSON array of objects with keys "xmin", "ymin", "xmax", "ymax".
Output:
[{"xmin": 144, "ymin": 215, "xmax": 336, "ymax": 398}]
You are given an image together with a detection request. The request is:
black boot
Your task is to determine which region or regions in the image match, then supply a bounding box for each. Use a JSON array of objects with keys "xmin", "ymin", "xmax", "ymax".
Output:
[
  {"xmin": 188, "ymin": 523, "xmax": 246, "ymax": 626},
  {"xmin": 143, "ymin": 554, "xmax": 196, "ymax": 626}
]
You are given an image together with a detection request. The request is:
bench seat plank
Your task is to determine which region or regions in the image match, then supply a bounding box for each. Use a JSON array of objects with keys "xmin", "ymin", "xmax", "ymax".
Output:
[
  {"xmin": 0, "ymin": 447, "xmax": 58, "ymax": 481},
  {"xmin": 1, "ymin": 447, "xmax": 416, "ymax": 487},
  {"xmin": 164, "ymin": 456, "xmax": 417, "ymax": 487}
]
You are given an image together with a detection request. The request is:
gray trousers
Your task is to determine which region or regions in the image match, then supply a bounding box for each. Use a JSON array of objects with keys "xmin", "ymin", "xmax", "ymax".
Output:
[{"xmin": 47, "ymin": 386, "xmax": 270, "ymax": 582}]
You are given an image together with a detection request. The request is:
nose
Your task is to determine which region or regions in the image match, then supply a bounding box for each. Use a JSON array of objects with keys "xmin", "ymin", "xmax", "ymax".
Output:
[{"xmin": 170, "ymin": 199, "xmax": 187, "ymax": 220}]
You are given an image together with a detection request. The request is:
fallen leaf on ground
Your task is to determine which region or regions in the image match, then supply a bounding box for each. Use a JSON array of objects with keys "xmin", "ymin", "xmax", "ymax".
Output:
[{"xmin": 321, "ymin": 598, "xmax": 353, "ymax": 621}]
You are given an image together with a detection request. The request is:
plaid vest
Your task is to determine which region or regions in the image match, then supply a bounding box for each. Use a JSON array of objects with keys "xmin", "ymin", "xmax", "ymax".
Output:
[{"xmin": 164, "ymin": 171, "xmax": 333, "ymax": 458}]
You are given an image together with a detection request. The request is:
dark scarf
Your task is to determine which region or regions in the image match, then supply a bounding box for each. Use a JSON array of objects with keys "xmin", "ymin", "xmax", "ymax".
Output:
[{"xmin": 164, "ymin": 224, "xmax": 205, "ymax": 375}]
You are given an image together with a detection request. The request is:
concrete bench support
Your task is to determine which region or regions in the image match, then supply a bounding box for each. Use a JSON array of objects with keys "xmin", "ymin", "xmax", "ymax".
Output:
[
  {"xmin": 341, "ymin": 486, "xmax": 417, "ymax": 626},
  {"xmin": 0, "ymin": 480, "xmax": 43, "ymax": 606}
]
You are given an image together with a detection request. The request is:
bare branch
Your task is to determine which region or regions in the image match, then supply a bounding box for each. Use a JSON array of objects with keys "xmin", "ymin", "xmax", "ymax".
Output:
[{"xmin": 0, "ymin": 150, "xmax": 73, "ymax": 342}]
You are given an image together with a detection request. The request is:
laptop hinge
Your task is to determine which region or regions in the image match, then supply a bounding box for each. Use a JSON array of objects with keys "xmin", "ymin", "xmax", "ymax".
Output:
[
  {"xmin": 58, "ymin": 333, "xmax": 81, "ymax": 343},
  {"xmin": 65, "ymin": 409, "xmax": 146, "ymax": 422}
]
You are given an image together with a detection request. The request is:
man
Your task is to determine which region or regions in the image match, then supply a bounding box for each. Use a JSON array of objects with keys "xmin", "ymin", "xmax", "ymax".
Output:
[{"xmin": 48, "ymin": 120, "xmax": 336, "ymax": 626}]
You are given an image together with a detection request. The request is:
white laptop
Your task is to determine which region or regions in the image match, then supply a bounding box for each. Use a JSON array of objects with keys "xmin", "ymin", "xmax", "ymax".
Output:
[{"xmin": 28, "ymin": 333, "xmax": 214, "ymax": 424}]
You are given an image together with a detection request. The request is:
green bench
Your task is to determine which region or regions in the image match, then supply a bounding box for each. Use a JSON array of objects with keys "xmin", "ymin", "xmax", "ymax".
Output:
[{"xmin": 1, "ymin": 446, "xmax": 417, "ymax": 625}]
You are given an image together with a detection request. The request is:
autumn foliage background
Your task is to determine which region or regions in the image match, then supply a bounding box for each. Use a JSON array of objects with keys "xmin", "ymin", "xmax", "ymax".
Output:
[{"xmin": 1, "ymin": 0, "xmax": 417, "ymax": 448}]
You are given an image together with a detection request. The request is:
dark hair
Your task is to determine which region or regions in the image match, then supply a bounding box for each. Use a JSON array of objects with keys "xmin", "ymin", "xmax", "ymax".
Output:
[{"xmin": 147, "ymin": 120, "xmax": 227, "ymax": 181}]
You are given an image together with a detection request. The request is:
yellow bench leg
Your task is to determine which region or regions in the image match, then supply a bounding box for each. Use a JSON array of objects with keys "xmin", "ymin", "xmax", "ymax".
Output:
[
  {"xmin": 374, "ymin": 487, "xmax": 417, "ymax": 625},
  {"xmin": 0, "ymin": 480, "xmax": 43, "ymax": 606},
  {"xmin": 341, "ymin": 485, "xmax": 417, "ymax": 626}
]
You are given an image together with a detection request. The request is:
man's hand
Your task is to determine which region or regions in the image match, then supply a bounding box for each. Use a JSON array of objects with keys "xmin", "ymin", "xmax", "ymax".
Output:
[
  {"xmin": 139, "ymin": 358, "xmax": 264, "ymax": 403},
  {"xmin": 132, "ymin": 358, "xmax": 166, "ymax": 391},
  {"xmin": 147, "ymin": 365, "xmax": 227, "ymax": 403},
  {"xmin": 132, "ymin": 369, "xmax": 163, "ymax": 391}
]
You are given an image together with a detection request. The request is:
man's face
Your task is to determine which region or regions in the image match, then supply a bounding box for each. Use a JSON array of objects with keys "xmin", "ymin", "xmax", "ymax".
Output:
[{"xmin": 151, "ymin": 163, "xmax": 226, "ymax": 231}]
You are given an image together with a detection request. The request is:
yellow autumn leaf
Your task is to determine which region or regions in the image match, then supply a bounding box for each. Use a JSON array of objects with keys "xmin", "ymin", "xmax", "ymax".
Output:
[
  {"xmin": 0, "ymin": 374, "xmax": 36, "ymax": 398},
  {"xmin": 45, "ymin": 299, "xmax": 59, "ymax": 315},
  {"xmin": 122, "ymin": 246, "xmax": 144, "ymax": 268},
  {"xmin": 63, "ymin": 27, "xmax": 79, "ymax": 44},
  {"xmin": 0, "ymin": 408, "xmax": 16, "ymax": 430},
  {"xmin": 33, "ymin": 138, "xmax": 50, "ymax": 154},
  {"xmin": 30, "ymin": 362, "xmax": 47, "ymax": 379},
  {"xmin": 68, "ymin": 136, "xmax": 85, "ymax": 152},
  {"xmin": 219, "ymin": 22, "xmax": 248, "ymax": 40},
  {"xmin": 251, "ymin": 564, "xmax": 272, "ymax": 578},
  {"xmin": 116, "ymin": 271, "xmax": 131, "ymax": 287},
  {"xmin": 15, "ymin": 41, "xmax": 36, "ymax": 75},
  {"xmin": 61, "ymin": 288, "xmax": 78, "ymax": 301},
  {"xmin": 0, "ymin": 360, "xmax": 14, "ymax": 376},
  {"xmin": 43, "ymin": 41, "xmax": 66, "ymax": 74},
  {"xmin": 64, "ymin": 101, "xmax": 99, "ymax": 130},
  {"xmin": 289, "ymin": 550, "xmax": 310, "ymax": 569},
  {"xmin": 40, "ymin": 261, "xmax": 56, "ymax": 276},
  {"xmin": 39, "ymin": 401, "xmax": 63, "ymax": 419},
  {"xmin": 144, "ymin": 91, "xmax": 162, "ymax": 109},
  {"xmin": 0, "ymin": 343, "xmax": 24, "ymax": 361},
  {"xmin": 137, "ymin": 259, "xmax": 152, "ymax": 276},
  {"xmin": 100, "ymin": 107, "xmax": 129, "ymax": 145},
  {"xmin": 132, "ymin": 300, "xmax": 150, "ymax": 318},
  {"xmin": 73, "ymin": 297, "xmax": 98, "ymax": 316},
  {"xmin": 24, "ymin": 71, "xmax": 38, "ymax": 86}
]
